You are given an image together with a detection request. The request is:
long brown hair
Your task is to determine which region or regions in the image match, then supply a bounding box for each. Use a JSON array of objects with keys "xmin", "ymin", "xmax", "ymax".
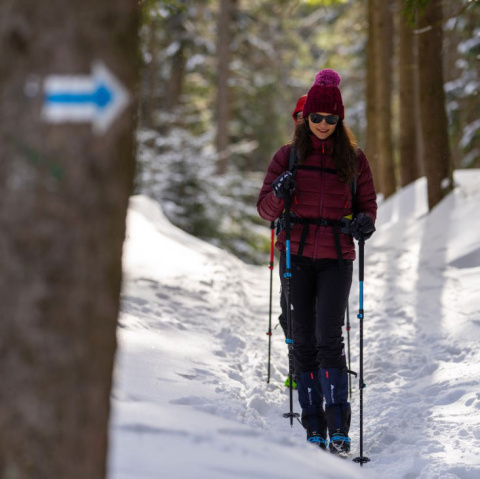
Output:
[{"xmin": 292, "ymin": 119, "xmax": 358, "ymax": 183}]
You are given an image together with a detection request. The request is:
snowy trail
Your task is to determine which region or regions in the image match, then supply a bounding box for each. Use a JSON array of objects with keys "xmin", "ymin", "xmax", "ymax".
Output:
[
  {"xmin": 110, "ymin": 196, "xmax": 369, "ymax": 479},
  {"xmin": 120, "ymin": 233, "xmax": 281, "ymax": 430},
  {"xmin": 109, "ymin": 171, "xmax": 480, "ymax": 479}
]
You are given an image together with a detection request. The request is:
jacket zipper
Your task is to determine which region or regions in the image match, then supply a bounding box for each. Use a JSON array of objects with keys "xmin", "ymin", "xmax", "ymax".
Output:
[{"xmin": 313, "ymin": 142, "xmax": 326, "ymax": 259}]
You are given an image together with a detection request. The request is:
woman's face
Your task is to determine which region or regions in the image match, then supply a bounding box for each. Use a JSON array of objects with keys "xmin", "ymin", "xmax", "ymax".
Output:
[{"xmin": 308, "ymin": 112, "xmax": 339, "ymax": 140}]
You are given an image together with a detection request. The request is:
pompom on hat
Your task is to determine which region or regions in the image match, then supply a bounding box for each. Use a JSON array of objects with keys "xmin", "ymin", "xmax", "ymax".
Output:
[{"xmin": 302, "ymin": 68, "xmax": 345, "ymax": 120}]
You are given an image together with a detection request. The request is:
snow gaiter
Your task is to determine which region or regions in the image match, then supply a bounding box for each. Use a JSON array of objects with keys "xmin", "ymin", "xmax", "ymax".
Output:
[
  {"xmin": 320, "ymin": 367, "xmax": 351, "ymax": 437},
  {"xmin": 297, "ymin": 370, "xmax": 327, "ymax": 440}
]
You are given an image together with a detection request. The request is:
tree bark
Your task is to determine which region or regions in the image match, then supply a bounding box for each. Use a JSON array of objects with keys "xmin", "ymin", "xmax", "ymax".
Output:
[
  {"xmin": 216, "ymin": 0, "xmax": 236, "ymax": 175},
  {"xmin": 143, "ymin": 17, "xmax": 159, "ymax": 128},
  {"xmin": 417, "ymin": 0, "xmax": 454, "ymax": 210},
  {"xmin": 164, "ymin": 11, "xmax": 187, "ymax": 113},
  {"xmin": 397, "ymin": 0, "xmax": 420, "ymax": 187},
  {"xmin": 0, "ymin": 1, "xmax": 139, "ymax": 478},
  {"xmin": 371, "ymin": 0, "xmax": 396, "ymax": 198},
  {"xmin": 365, "ymin": 0, "xmax": 380, "ymax": 189}
]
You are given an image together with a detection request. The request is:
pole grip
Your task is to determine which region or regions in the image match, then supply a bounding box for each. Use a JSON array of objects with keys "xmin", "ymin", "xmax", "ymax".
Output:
[
  {"xmin": 358, "ymin": 237, "xmax": 365, "ymax": 282},
  {"xmin": 269, "ymin": 221, "xmax": 275, "ymax": 269}
]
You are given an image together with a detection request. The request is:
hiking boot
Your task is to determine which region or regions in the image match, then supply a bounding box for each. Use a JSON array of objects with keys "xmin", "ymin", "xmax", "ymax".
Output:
[
  {"xmin": 298, "ymin": 370, "xmax": 327, "ymax": 448},
  {"xmin": 329, "ymin": 431, "xmax": 351, "ymax": 454},
  {"xmin": 307, "ymin": 431, "xmax": 328, "ymax": 450}
]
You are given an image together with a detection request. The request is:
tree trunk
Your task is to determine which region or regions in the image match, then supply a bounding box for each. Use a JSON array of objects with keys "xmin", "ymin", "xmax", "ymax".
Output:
[
  {"xmin": 164, "ymin": 11, "xmax": 186, "ymax": 113},
  {"xmin": 417, "ymin": 0, "xmax": 454, "ymax": 210},
  {"xmin": 412, "ymin": 29, "xmax": 426, "ymax": 178},
  {"xmin": 397, "ymin": 0, "xmax": 420, "ymax": 187},
  {"xmin": 365, "ymin": 0, "xmax": 380, "ymax": 189},
  {"xmin": 143, "ymin": 17, "xmax": 159, "ymax": 128},
  {"xmin": 216, "ymin": 0, "xmax": 236, "ymax": 175},
  {"xmin": 0, "ymin": 1, "xmax": 139, "ymax": 478},
  {"xmin": 372, "ymin": 0, "xmax": 396, "ymax": 198},
  {"xmin": 441, "ymin": 1, "xmax": 462, "ymax": 170}
]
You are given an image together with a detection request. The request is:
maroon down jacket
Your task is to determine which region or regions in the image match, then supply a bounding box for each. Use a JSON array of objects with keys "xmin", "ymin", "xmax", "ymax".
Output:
[{"xmin": 257, "ymin": 134, "xmax": 377, "ymax": 260}]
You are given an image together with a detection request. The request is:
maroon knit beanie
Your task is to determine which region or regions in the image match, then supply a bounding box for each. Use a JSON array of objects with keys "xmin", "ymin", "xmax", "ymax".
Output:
[{"xmin": 302, "ymin": 69, "xmax": 344, "ymax": 119}]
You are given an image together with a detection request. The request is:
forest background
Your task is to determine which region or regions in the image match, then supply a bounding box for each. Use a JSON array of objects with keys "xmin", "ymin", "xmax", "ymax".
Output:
[{"xmin": 137, "ymin": 0, "xmax": 480, "ymax": 264}]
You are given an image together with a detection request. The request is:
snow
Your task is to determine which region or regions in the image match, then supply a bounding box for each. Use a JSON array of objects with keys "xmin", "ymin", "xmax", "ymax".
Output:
[{"xmin": 108, "ymin": 170, "xmax": 480, "ymax": 479}]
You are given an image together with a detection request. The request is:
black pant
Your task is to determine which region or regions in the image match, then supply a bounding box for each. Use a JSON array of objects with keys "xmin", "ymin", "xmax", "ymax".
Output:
[
  {"xmin": 278, "ymin": 285, "xmax": 288, "ymax": 337},
  {"xmin": 280, "ymin": 254, "xmax": 353, "ymax": 373}
]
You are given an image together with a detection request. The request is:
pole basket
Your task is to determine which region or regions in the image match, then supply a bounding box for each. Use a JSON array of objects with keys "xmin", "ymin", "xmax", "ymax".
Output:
[
  {"xmin": 353, "ymin": 456, "xmax": 370, "ymax": 465},
  {"xmin": 282, "ymin": 411, "xmax": 300, "ymax": 427}
]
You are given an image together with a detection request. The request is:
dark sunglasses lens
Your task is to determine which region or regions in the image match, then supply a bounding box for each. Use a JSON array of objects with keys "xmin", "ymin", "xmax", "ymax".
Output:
[
  {"xmin": 326, "ymin": 115, "xmax": 339, "ymax": 125},
  {"xmin": 310, "ymin": 113, "xmax": 321, "ymax": 123}
]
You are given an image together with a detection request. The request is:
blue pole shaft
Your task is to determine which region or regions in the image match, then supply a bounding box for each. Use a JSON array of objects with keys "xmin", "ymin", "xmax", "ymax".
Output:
[
  {"xmin": 285, "ymin": 195, "xmax": 294, "ymax": 426},
  {"xmin": 267, "ymin": 221, "xmax": 275, "ymax": 383},
  {"xmin": 282, "ymin": 194, "xmax": 299, "ymax": 426}
]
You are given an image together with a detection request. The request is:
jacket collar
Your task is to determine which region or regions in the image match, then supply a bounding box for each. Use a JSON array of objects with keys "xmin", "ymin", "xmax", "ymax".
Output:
[{"xmin": 310, "ymin": 134, "xmax": 333, "ymax": 153}]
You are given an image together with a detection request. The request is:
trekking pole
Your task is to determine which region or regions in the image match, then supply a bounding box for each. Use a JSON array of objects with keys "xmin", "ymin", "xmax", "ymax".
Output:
[
  {"xmin": 353, "ymin": 236, "xmax": 370, "ymax": 465},
  {"xmin": 266, "ymin": 221, "xmax": 275, "ymax": 383},
  {"xmin": 346, "ymin": 302, "xmax": 352, "ymax": 399},
  {"xmin": 282, "ymin": 194, "xmax": 300, "ymax": 426}
]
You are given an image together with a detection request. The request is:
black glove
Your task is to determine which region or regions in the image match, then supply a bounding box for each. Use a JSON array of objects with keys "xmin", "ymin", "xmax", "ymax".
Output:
[
  {"xmin": 351, "ymin": 212, "xmax": 376, "ymax": 241},
  {"xmin": 271, "ymin": 171, "xmax": 295, "ymax": 199}
]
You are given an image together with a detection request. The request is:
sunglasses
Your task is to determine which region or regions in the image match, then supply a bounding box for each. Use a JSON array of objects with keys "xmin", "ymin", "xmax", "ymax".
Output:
[{"xmin": 309, "ymin": 113, "xmax": 340, "ymax": 125}]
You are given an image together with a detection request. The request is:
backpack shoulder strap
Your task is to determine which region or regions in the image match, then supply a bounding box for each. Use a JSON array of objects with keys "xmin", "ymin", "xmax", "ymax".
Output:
[
  {"xmin": 350, "ymin": 151, "xmax": 359, "ymax": 214},
  {"xmin": 350, "ymin": 178, "xmax": 357, "ymax": 198},
  {"xmin": 288, "ymin": 144, "xmax": 297, "ymax": 173}
]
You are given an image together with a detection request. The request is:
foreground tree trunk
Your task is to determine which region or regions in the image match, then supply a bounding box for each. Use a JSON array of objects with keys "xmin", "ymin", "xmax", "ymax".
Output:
[
  {"xmin": 417, "ymin": 0, "xmax": 454, "ymax": 210},
  {"xmin": 0, "ymin": 1, "xmax": 139, "ymax": 478}
]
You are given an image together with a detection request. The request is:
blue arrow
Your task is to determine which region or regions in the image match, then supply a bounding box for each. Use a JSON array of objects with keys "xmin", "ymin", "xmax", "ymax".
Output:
[
  {"xmin": 46, "ymin": 83, "xmax": 113, "ymax": 109},
  {"xmin": 43, "ymin": 62, "xmax": 130, "ymax": 134}
]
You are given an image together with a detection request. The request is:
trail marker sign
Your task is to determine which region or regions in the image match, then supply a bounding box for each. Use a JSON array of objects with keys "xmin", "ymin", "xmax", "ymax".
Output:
[{"xmin": 42, "ymin": 61, "xmax": 129, "ymax": 135}]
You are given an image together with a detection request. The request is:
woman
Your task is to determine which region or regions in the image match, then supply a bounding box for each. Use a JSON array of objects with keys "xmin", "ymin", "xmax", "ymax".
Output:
[{"xmin": 257, "ymin": 69, "xmax": 377, "ymax": 453}]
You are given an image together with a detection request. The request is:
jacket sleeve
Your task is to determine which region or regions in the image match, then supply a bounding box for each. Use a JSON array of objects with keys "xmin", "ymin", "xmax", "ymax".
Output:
[
  {"xmin": 257, "ymin": 144, "xmax": 290, "ymax": 221},
  {"xmin": 355, "ymin": 149, "xmax": 378, "ymax": 223}
]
